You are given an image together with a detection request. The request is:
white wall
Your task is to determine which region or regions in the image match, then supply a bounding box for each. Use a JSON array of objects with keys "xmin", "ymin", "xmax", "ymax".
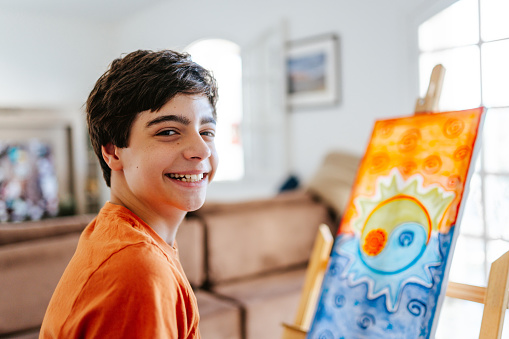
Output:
[
  {"xmin": 0, "ymin": 9, "xmax": 116, "ymax": 108},
  {"xmin": 0, "ymin": 0, "xmax": 431, "ymax": 203},
  {"xmin": 0, "ymin": 8, "xmax": 118, "ymax": 212}
]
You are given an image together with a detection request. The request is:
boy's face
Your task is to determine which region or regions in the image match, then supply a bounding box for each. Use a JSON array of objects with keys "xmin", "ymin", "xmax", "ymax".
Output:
[{"xmin": 113, "ymin": 94, "xmax": 218, "ymax": 213}]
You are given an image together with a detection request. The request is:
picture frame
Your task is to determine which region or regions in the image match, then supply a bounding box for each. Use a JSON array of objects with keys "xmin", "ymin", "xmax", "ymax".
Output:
[
  {"xmin": 286, "ymin": 33, "xmax": 340, "ymax": 109},
  {"xmin": 0, "ymin": 110, "xmax": 75, "ymax": 221}
]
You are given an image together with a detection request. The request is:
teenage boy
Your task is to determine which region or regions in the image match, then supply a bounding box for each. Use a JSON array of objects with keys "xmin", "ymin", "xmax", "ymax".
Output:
[{"xmin": 40, "ymin": 49, "xmax": 218, "ymax": 338}]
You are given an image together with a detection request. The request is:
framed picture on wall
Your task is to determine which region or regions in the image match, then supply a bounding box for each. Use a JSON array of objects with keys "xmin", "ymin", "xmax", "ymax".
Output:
[
  {"xmin": 0, "ymin": 110, "xmax": 75, "ymax": 221},
  {"xmin": 287, "ymin": 34, "xmax": 340, "ymax": 109}
]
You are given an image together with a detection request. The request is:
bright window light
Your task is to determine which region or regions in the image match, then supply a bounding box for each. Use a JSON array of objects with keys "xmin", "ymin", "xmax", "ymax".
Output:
[
  {"xmin": 419, "ymin": 0, "xmax": 509, "ymax": 336},
  {"xmin": 481, "ymin": 0, "xmax": 509, "ymax": 41},
  {"xmin": 483, "ymin": 107, "xmax": 509, "ymax": 173},
  {"xmin": 418, "ymin": 0, "xmax": 479, "ymax": 52},
  {"xmin": 481, "ymin": 40, "xmax": 509, "ymax": 107},
  {"xmin": 419, "ymin": 46, "xmax": 481, "ymax": 110},
  {"xmin": 185, "ymin": 39, "xmax": 244, "ymax": 181}
]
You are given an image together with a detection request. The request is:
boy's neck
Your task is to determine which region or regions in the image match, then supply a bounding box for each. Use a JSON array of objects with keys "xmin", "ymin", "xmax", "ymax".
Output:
[{"xmin": 108, "ymin": 194, "xmax": 186, "ymax": 247}]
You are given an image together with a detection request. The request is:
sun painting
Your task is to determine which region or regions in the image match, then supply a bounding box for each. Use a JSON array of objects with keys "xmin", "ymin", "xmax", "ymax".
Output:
[{"xmin": 307, "ymin": 108, "xmax": 484, "ymax": 339}]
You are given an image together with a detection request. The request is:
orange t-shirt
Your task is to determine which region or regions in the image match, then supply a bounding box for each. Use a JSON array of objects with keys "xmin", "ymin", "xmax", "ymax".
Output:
[{"xmin": 40, "ymin": 202, "xmax": 200, "ymax": 339}]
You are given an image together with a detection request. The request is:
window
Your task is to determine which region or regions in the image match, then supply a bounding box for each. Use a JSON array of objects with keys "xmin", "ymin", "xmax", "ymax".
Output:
[
  {"xmin": 185, "ymin": 39, "xmax": 244, "ymax": 181},
  {"xmin": 418, "ymin": 0, "xmax": 509, "ymax": 336}
]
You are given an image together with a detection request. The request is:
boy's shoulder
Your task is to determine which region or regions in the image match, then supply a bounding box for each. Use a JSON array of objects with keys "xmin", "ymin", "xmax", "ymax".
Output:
[
  {"xmin": 93, "ymin": 242, "xmax": 182, "ymax": 288},
  {"xmin": 85, "ymin": 202, "xmax": 167, "ymax": 248},
  {"xmin": 76, "ymin": 202, "xmax": 182, "ymax": 282},
  {"xmin": 44, "ymin": 237, "xmax": 196, "ymax": 339}
]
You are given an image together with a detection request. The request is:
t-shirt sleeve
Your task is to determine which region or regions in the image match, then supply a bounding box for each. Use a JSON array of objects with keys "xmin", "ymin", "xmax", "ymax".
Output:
[{"xmin": 60, "ymin": 243, "xmax": 199, "ymax": 339}]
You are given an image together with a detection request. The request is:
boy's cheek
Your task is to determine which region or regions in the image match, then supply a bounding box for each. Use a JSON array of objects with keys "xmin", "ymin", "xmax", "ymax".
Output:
[{"xmin": 209, "ymin": 153, "xmax": 219, "ymax": 182}]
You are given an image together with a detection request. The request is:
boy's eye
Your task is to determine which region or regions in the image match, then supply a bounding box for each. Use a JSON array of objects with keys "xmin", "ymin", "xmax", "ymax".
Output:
[
  {"xmin": 156, "ymin": 129, "xmax": 177, "ymax": 136},
  {"xmin": 201, "ymin": 131, "xmax": 215, "ymax": 138}
]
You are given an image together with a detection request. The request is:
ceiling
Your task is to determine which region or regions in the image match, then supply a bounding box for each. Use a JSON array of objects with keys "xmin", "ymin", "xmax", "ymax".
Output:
[{"xmin": 0, "ymin": 0, "xmax": 166, "ymax": 23}]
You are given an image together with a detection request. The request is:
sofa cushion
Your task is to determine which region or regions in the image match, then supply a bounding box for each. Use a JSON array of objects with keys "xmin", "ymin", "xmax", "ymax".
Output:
[
  {"xmin": 0, "ymin": 234, "xmax": 80, "ymax": 335},
  {"xmin": 195, "ymin": 290, "xmax": 242, "ymax": 339},
  {"xmin": 194, "ymin": 190, "xmax": 315, "ymax": 215},
  {"xmin": 306, "ymin": 150, "xmax": 361, "ymax": 218},
  {"xmin": 212, "ymin": 268, "xmax": 307, "ymax": 339},
  {"xmin": 176, "ymin": 217, "xmax": 206, "ymax": 288},
  {"xmin": 1, "ymin": 331, "xmax": 39, "ymax": 339},
  {"xmin": 199, "ymin": 191, "xmax": 333, "ymax": 284},
  {"xmin": 0, "ymin": 214, "xmax": 94, "ymax": 246}
]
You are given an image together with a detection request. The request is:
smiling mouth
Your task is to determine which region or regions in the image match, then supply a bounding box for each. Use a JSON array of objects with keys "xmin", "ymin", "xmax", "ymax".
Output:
[{"xmin": 166, "ymin": 173, "xmax": 206, "ymax": 183}]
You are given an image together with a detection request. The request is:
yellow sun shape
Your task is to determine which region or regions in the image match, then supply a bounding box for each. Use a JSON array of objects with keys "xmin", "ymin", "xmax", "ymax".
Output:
[{"xmin": 353, "ymin": 168, "xmax": 455, "ymax": 237}]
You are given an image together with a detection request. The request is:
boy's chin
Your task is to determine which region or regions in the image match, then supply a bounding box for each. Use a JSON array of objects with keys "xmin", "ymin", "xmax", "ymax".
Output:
[
  {"xmin": 185, "ymin": 203, "xmax": 205, "ymax": 212},
  {"xmin": 178, "ymin": 197, "xmax": 206, "ymax": 212}
]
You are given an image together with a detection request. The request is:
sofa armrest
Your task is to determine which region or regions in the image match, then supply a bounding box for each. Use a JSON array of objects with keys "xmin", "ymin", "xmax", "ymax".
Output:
[
  {"xmin": 305, "ymin": 150, "xmax": 361, "ymax": 218},
  {"xmin": 0, "ymin": 234, "xmax": 80, "ymax": 336},
  {"xmin": 176, "ymin": 217, "xmax": 206, "ymax": 288},
  {"xmin": 0, "ymin": 214, "xmax": 95, "ymax": 246}
]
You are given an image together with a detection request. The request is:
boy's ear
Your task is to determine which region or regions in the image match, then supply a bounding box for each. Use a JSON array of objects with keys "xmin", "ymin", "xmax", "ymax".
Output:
[{"xmin": 101, "ymin": 143, "xmax": 123, "ymax": 171}]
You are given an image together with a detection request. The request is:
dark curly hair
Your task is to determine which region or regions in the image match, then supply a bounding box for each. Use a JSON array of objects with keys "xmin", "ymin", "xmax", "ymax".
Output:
[{"xmin": 86, "ymin": 49, "xmax": 218, "ymax": 187}]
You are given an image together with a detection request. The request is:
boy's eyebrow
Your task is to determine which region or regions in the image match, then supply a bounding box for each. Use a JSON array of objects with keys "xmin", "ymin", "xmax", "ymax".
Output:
[
  {"xmin": 146, "ymin": 114, "xmax": 216, "ymax": 128},
  {"xmin": 146, "ymin": 115, "xmax": 190, "ymax": 128},
  {"xmin": 200, "ymin": 116, "xmax": 217, "ymax": 125}
]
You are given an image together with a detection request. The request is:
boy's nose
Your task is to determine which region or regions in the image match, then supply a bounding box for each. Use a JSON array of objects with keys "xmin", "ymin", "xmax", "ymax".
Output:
[{"xmin": 183, "ymin": 133, "xmax": 212, "ymax": 160}]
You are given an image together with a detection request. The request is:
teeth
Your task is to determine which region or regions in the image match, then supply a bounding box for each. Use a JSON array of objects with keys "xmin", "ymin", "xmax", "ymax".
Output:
[{"xmin": 168, "ymin": 173, "xmax": 204, "ymax": 182}]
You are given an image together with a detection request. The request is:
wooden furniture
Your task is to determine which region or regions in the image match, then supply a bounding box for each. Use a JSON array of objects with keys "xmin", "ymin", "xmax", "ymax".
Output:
[
  {"xmin": 281, "ymin": 225, "xmax": 333, "ymax": 339},
  {"xmin": 445, "ymin": 252, "xmax": 509, "ymax": 338},
  {"xmin": 480, "ymin": 252, "xmax": 509, "ymax": 338},
  {"xmin": 414, "ymin": 64, "xmax": 446, "ymax": 114}
]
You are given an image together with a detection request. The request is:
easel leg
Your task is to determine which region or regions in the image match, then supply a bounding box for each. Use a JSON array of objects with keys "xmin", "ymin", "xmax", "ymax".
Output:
[
  {"xmin": 281, "ymin": 224, "xmax": 333, "ymax": 339},
  {"xmin": 479, "ymin": 251, "xmax": 509, "ymax": 339}
]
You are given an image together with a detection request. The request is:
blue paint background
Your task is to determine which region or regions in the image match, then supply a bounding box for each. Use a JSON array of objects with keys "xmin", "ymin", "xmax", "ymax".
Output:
[{"xmin": 307, "ymin": 227, "xmax": 454, "ymax": 339}]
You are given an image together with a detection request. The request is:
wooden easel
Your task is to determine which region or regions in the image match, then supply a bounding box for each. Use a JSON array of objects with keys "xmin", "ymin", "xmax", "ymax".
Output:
[
  {"xmin": 281, "ymin": 224, "xmax": 333, "ymax": 339},
  {"xmin": 414, "ymin": 64, "xmax": 445, "ymax": 114},
  {"xmin": 281, "ymin": 64, "xmax": 509, "ymax": 339}
]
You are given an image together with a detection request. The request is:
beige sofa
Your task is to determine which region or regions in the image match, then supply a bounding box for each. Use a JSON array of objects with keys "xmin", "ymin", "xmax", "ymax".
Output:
[{"xmin": 0, "ymin": 151, "xmax": 360, "ymax": 339}]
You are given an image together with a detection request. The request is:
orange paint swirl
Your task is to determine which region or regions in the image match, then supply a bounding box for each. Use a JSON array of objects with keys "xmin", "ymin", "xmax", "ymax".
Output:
[
  {"xmin": 447, "ymin": 174, "xmax": 461, "ymax": 189},
  {"xmin": 423, "ymin": 155, "xmax": 442, "ymax": 174},
  {"xmin": 378, "ymin": 122, "xmax": 394, "ymax": 138},
  {"xmin": 453, "ymin": 145, "xmax": 470, "ymax": 161},
  {"xmin": 398, "ymin": 129, "xmax": 421, "ymax": 152},
  {"xmin": 443, "ymin": 118, "xmax": 465, "ymax": 138},
  {"xmin": 363, "ymin": 228, "xmax": 388, "ymax": 256},
  {"xmin": 400, "ymin": 161, "xmax": 417, "ymax": 175},
  {"xmin": 369, "ymin": 153, "xmax": 390, "ymax": 174}
]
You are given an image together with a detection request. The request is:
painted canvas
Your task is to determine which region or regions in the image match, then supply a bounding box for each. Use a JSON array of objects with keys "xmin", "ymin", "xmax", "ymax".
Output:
[{"xmin": 307, "ymin": 107, "xmax": 484, "ymax": 339}]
